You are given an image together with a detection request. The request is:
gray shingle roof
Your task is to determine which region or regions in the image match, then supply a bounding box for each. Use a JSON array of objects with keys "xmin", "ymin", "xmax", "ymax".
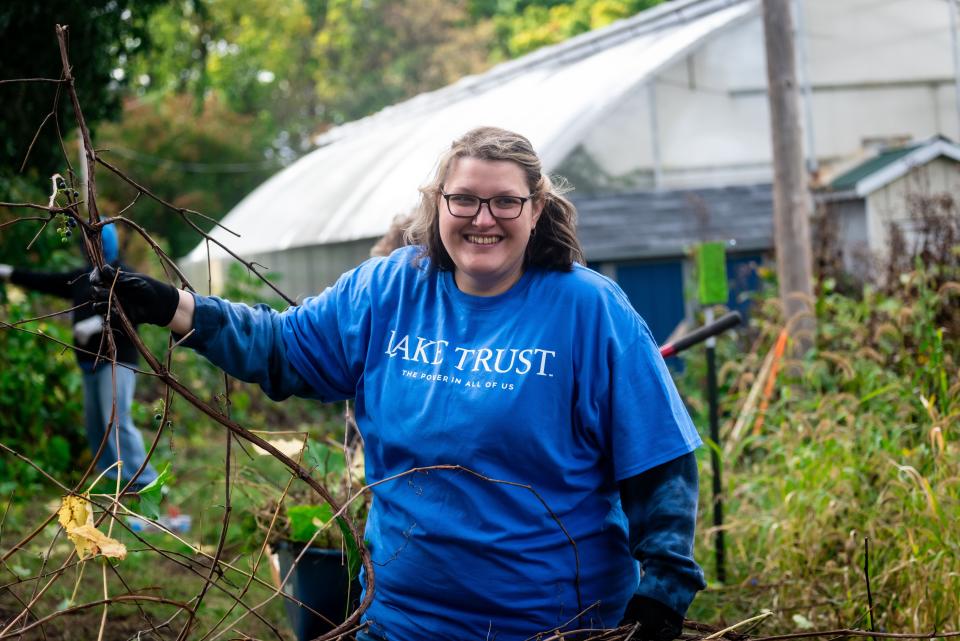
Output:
[{"xmin": 572, "ymin": 184, "xmax": 774, "ymax": 262}]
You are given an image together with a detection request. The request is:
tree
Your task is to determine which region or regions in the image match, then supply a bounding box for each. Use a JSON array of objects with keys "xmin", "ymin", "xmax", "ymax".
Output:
[
  {"xmin": 127, "ymin": 0, "xmax": 324, "ymax": 156},
  {"xmin": 491, "ymin": 0, "xmax": 664, "ymax": 59},
  {"xmin": 313, "ymin": 0, "xmax": 492, "ymax": 125},
  {"xmin": 3, "ymin": 0, "xmax": 671, "ymax": 265},
  {"xmin": 0, "ymin": 0, "xmax": 166, "ymax": 183},
  {"xmin": 94, "ymin": 94, "xmax": 279, "ymax": 260}
]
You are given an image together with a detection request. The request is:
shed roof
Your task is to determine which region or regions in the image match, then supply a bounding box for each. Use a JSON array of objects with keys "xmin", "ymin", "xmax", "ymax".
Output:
[
  {"xmin": 573, "ymin": 183, "xmax": 773, "ymax": 262},
  {"xmin": 828, "ymin": 136, "xmax": 960, "ymax": 197},
  {"xmin": 184, "ymin": 0, "xmax": 757, "ymax": 264}
]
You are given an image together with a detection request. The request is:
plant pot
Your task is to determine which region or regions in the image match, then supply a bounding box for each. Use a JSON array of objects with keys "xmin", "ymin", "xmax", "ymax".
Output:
[{"xmin": 272, "ymin": 540, "xmax": 362, "ymax": 641}]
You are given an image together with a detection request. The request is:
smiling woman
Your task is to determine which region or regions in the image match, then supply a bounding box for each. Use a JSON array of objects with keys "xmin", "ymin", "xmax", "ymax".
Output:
[
  {"xmin": 439, "ymin": 157, "xmax": 541, "ymax": 295},
  {"xmin": 406, "ymin": 126, "xmax": 583, "ymax": 295},
  {"xmin": 92, "ymin": 126, "xmax": 706, "ymax": 641}
]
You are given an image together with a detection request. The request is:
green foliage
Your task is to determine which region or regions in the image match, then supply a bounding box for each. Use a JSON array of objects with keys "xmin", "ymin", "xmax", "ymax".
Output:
[
  {"xmin": 93, "ymin": 93, "xmax": 278, "ymax": 259},
  {"xmin": 312, "ymin": 0, "xmax": 491, "ymax": 125},
  {"xmin": 220, "ymin": 262, "xmax": 287, "ymax": 310},
  {"xmin": 304, "ymin": 438, "xmax": 346, "ymax": 476},
  {"xmin": 286, "ymin": 503, "xmax": 334, "ymax": 542},
  {"xmin": 225, "ymin": 435, "xmax": 367, "ymax": 562},
  {"xmin": 492, "ymin": 0, "xmax": 663, "ymax": 58},
  {"xmin": 0, "ymin": 217, "xmax": 114, "ymax": 494},
  {"xmin": 336, "ymin": 514, "xmax": 362, "ymax": 579},
  {"xmin": 124, "ymin": 0, "xmax": 640, "ymax": 138},
  {"xmin": 127, "ymin": 0, "xmax": 322, "ymax": 154},
  {"xmin": 0, "ymin": 295, "xmax": 87, "ymax": 490},
  {"xmin": 0, "ymin": 179, "xmax": 86, "ymax": 269},
  {"xmin": 683, "ymin": 263, "xmax": 960, "ymax": 630},
  {"xmin": 0, "ymin": 0, "xmax": 165, "ymax": 182},
  {"xmin": 133, "ymin": 462, "xmax": 172, "ymax": 519}
]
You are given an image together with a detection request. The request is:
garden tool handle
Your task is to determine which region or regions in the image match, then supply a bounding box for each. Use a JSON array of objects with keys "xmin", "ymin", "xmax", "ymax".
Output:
[{"xmin": 659, "ymin": 311, "xmax": 742, "ymax": 358}]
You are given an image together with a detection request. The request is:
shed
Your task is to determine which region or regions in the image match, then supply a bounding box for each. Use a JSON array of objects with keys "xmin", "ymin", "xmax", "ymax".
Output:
[{"xmin": 816, "ymin": 136, "xmax": 960, "ymax": 279}]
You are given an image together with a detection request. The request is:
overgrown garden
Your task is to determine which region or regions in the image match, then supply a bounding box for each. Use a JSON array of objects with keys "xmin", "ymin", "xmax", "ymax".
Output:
[{"xmin": 1, "ymin": 2, "xmax": 959, "ymax": 639}]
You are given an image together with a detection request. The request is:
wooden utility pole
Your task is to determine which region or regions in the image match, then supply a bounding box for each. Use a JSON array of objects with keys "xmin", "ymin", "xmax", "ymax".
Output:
[{"xmin": 762, "ymin": 0, "xmax": 815, "ymax": 351}]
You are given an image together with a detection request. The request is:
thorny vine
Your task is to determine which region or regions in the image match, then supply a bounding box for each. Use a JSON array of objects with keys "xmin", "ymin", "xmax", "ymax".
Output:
[{"xmin": 1, "ymin": 23, "xmax": 959, "ymax": 641}]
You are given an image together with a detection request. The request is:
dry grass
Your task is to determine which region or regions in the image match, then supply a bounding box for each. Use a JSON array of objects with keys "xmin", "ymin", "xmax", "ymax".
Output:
[{"xmin": 684, "ymin": 264, "xmax": 959, "ymax": 633}]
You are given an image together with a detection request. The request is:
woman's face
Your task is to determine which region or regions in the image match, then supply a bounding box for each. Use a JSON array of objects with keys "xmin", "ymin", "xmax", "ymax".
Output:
[{"xmin": 438, "ymin": 157, "xmax": 542, "ymax": 297}]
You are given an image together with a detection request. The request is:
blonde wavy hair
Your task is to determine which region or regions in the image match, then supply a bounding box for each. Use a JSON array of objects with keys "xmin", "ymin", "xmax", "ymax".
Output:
[{"xmin": 405, "ymin": 126, "xmax": 583, "ymax": 271}]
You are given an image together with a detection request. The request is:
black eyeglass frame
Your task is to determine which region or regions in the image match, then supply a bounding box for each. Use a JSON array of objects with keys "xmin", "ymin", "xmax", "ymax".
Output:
[{"xmin": 439, "ymin": 190, "xmax": 535, "ymax": 220}]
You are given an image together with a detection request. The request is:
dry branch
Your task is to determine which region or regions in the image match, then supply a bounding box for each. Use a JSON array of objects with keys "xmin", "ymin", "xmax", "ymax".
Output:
[{"xmin": 0, "ymin": 24, "xmax": 372, "ymax": 640}]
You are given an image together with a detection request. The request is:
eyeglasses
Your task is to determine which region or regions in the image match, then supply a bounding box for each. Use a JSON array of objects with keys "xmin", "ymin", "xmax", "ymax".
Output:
[{"xmin": 440, "ymin": 190, "xmax": 534, "ymax": 220}]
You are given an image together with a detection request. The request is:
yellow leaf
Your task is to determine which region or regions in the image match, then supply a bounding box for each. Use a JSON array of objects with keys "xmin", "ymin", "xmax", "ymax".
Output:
[
  {"xmin": 69, "ymin": 524, "xmax": 127, "ymax": 559},
  {"xmin": 58, "ymin": 495, "xmax": 95, "ymax": 558},
  {"xmin": 57, "ymin": 495, "xmax": 127, "ymax": 560}
]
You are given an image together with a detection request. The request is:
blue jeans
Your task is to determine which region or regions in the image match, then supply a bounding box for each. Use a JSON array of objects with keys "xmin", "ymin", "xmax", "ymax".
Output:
[{"xmin": 82, "ymin": 364, "xmax": 158, "ymax": 489}]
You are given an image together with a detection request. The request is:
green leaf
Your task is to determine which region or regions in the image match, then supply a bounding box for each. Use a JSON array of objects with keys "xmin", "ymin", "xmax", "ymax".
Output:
[
  {"xmin": 336, "ymin": 516, "xmax": 361, "ymax": 580},
  {"xmin": 303, "ymin": 440, "xmax": 346, "ymax": 476},
  {"xmin": 46, "ymin": 435, "xmax": 72, "ymax": 472},
  {"xmin": 287, "ymin": 504, "xmax": 333, "ymax": 543},
  {"xmin": 134, "ymin": 463, "xmax": 172, "ymax": 521}
]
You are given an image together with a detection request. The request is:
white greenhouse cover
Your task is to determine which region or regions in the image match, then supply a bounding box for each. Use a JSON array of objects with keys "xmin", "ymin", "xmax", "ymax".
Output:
[{"xmin": 184, "ymin": 0, "xmax": 756, "ymax": 263}]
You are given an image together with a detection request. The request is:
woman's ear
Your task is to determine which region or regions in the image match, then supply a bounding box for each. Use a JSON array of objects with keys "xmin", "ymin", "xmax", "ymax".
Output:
[{"xmin": 531, "ymin": 196, "xmax": 545, "ymax": 226}]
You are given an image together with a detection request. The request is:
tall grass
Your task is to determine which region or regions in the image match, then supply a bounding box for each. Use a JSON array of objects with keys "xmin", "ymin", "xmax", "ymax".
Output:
[{"xmin": 685, "ymin": 261, "xmax": 959, "ymax": 631}]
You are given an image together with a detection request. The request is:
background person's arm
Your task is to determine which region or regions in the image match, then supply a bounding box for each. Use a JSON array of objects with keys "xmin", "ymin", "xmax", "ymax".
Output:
[{"xmin": 2, "ymin": 265, "xmax": 76, "ymax": 299}]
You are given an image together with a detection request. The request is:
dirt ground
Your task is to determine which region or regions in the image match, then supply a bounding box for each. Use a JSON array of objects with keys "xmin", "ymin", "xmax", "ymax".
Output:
[
  {"xmin": 0, "ymin": 567, "xmax": 293, "ymax": 641},
  {"xmin": 0, "ymin": 600, "xmax": 164, "ymax": 641}
]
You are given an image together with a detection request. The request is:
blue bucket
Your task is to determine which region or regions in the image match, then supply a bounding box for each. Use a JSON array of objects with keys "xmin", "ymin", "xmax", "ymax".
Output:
[{"xmin": 273, "ymin": 541, "xmax": 361, "ymax": 640}]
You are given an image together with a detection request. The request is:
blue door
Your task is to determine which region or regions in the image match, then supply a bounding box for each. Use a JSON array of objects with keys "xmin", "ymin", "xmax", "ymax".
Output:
[
  {"xmin": 614, "ymin": 260, "xmax": 686, "ymax": 346},
  {"xmin": 600, "ymin": 253, "xmax": 764, "ymax": 349}
]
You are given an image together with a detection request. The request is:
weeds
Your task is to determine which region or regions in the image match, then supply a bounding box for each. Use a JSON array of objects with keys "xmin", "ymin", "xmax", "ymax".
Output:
[{"xmin": 686, "ymin": 233, "xmax": 959, "ymax": 631}]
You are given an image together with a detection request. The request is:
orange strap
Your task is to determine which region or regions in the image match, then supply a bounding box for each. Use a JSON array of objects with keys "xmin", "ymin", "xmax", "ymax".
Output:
[{"xmin": 753, "ymin": 328, "xmax": 789, "ymax": 436}]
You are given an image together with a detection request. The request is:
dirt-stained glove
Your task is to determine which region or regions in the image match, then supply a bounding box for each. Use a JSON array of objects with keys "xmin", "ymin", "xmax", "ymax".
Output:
[
  {"xmin": 0, "ymin": 264, "xmax": 12, "ymax": 282},
  {"xmin": 619, "ymin": 595, "xmax": 684, "ymax": 641},
  {"xmin": 90, "ymin": 264, "xmax": 180, "ymax": 327}
]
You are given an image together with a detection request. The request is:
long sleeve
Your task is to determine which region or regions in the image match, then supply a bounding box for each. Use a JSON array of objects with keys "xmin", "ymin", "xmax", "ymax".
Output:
[
  {"xmin": 619, "ymin": 450, "xmax": 706, "ymax": 616},
  {"xmin": 9, "ymin": 268, "xmax": 77, "ymax": 299},
  {"xmin": 180, "ymin": 293, "xmax": 320, "ymax": 401}
]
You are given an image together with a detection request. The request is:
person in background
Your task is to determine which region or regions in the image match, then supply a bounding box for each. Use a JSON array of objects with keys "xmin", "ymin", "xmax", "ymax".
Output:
[
  {"xmin": 91, "ymin": 127, "xmax": 705, "ymax": 640},
  {"xmin": 0, "ymin": 222, "xmax": 158, "ymax": 492},
  {"xmin": 369, "ymin": 213, "xmax": 414, "ymax": 258}
]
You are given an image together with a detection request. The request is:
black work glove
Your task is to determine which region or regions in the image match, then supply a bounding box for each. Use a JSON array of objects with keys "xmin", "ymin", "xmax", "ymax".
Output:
[
  {"xmin": 619, "ymin": 595, "xmax": 684, "ymax": 641},
  {"xmin": 90, "ymin": 264, "xmax": 180, "ymax": 327}
]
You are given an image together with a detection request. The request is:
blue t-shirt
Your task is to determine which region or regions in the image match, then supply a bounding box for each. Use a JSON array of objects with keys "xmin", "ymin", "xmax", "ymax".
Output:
[{"xmin": 189, "ymin": 246, "xmax": 701, "ymax": 640}]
